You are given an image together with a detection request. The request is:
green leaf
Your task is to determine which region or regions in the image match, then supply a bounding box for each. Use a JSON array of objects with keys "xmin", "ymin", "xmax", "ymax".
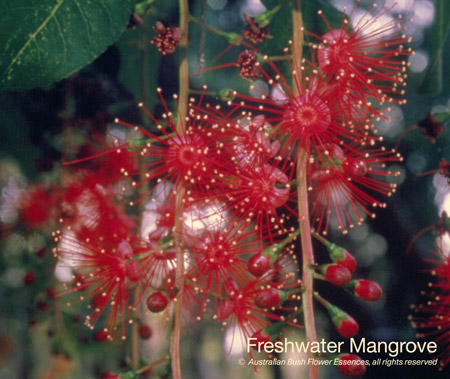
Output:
[
  {"xmin": 417, "ymin": 0, "xmax": 450, "ymax": 96},
  {"xmin": 0, "ymin": 0, "xmax": 134, "ymax": 91}
]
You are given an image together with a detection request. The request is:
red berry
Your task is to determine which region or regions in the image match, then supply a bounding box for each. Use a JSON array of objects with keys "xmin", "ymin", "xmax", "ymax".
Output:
[
  {"xmin": 146, "ymin": 292, "xmax": 168, "ymax": 313},
  {"xmin": 337, "ymin": 354, "xmax": 366, "ymax": 377},
  {"xmin": 321, "ymin": 264, "xmax": 352, "ymax": 286},
  {"xmin": 248, "ymin": 253, "xmax": 271, "ymax": 276},
  {"xmin": 351, "ymin": 280, "xmax": 382, "ymax": 301},
  {"xmin": 138, "ymin": 324, "xmax": 153, "ymax": 340},
  {"xmin": 254, "ymin": 288, "xmax": 285, "ymax": 309}
]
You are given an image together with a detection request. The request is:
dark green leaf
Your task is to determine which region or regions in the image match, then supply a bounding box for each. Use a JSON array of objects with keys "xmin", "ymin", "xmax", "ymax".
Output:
[
  {"xmin": 0, "ymin": 0, "xmax": 134, "ymax": 91},
  {"xmin": 417, "ymin": 0, "xmax": 450, "ymax": 96}
]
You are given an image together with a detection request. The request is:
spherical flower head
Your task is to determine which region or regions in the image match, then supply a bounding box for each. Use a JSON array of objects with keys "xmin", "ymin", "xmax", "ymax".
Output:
[
  {"xmin": 232, "ymin": 56, "xmax": 361, "ymax": 158},
  {"xmin": 309, "ymin": 142, "xmax": 401, "ymax": 234},
  {"xmin": 312, "ymin": 5, "xmax": 412, "ymax": 106},
  {"xmin": 166, "ymin": 133, "xmax": 211, "ymax": 180},
  {"xmin": 184, "ymin": 222, "xmax": 262, "ymax": 314},
  {"xmin": 220, "ymin": 159, "xmax": 295, "ymax": 244},
  {"xmin": 250, "ymin": 163, "xmax": 290, "ymax": 209},
  {"xmin": 317, "ymin": 29, "xmax": 351, "ymax": 72},
  {"xmin": 231, "ymin": 114, "xmax": 280, "ymax": 168},
  {"xmin": 282, "ymin": 91, "xmax": 331, "ymax": 142},
  {"xmin": 55, "ymin": 233, "xmax": 144, "ymax": 338}
]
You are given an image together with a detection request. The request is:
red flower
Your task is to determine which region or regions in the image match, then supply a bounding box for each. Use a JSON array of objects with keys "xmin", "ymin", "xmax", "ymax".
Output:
[
  {"xmin": 114, "ymin": 89, "xmax": 233, "ymax": 204},
  {"xmin": 221, "ymin": 159, "xmax": 294, "ymax": 242},
  {"xmin": 411, "ymin": 246, "xmax": 450, "ymax": 368},
  {"xmin": 308, "ymin": 142, "xmax": 402, "ymax": 234},
  {"xmin": 216, "ymin": 249, "xmax": 301, "ymax": 339},
  {"xmin": 18, "ymin": 184, "xmax": 58, "ymax": 230},
  {"xmin": 312, "ymin": 4, "xmax": 412, "ymax": 108},
  {"xmin": 62, "ymin": 174, "xmax": 136, "ymax": 248},
  {"xmin": 185, "ymin": 221, "xmax": 260, "ymax": 311},
  {"xmin": 65, "ymin": 136, "xmax": 137, "ymax": 184},
  {"xmin": 55, "ymin": 233, "xmax": 145, "ymax": 339}
]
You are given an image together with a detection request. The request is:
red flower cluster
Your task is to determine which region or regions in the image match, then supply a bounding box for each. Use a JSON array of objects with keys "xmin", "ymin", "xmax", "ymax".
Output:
[
  {"xmin": 45, "ymin": 3, "xmax": 409, "ymax": 375},
  {"xmin": 411, "ymin": 246, "xmax": 450, "ymax": 369},
  {"xmin": 211, "ymin": 4, "xmax": 411, "ymax": 235}
]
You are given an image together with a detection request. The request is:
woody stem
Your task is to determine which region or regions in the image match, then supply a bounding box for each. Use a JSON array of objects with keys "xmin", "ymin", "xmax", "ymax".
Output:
[
  {"xmin": 170, "ymin": 0, "xmax": 189, "ymax": 378},
  {"xmin": 292, "ymin": 1, "xmax": 319, "ymax": 379},
  {"xmin": 297, "ymin": 149, "xmax": 319, "ymax": 379}
]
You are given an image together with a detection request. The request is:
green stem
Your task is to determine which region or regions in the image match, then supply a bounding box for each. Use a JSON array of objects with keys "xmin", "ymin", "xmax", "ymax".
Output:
[
  {"xmin": 292, "ymin": 1, "xmax": 318, "ymax": 379},
  {"xmin": 170, "ymin": 1, "xmax": 189, "ymax": 379},
  {"xmin": 189, "ymin": 15, "xmax": 239, "ymax": 42}
]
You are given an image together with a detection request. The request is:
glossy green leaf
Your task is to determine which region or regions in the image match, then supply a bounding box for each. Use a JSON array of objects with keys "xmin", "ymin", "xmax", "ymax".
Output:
[
  {"xmin": 0, "ymin": 0, "xmax": 133, "ymax": 91},
  {"xmin": 417, "ymin": 0, "xmax": 450, "ymax": 96}
]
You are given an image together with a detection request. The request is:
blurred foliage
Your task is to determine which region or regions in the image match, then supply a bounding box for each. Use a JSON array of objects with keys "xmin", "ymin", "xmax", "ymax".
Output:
[{"xmin": 0, "ymin": 0, "xmax": 450, "ymax": 378}]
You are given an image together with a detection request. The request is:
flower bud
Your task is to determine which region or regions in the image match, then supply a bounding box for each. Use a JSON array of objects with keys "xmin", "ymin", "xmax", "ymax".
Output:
[
  {"xmin": 337, "ymin": 353, "xmax": 366, "ymax": 377},
  {"xmin": 250, "ymin": 321, "xmax": 286, "ymax": 350},
  {"xmin": 321, "ymin": 264, "xmax": 352, "ymax": 286},
  {"xmin": 327, "ymin": 304, "xmax": 359, "ymax": 338},
  {"xmin": 138, "ymin": 324, "xmax": 152, "ymax": 340},
  {"xmin": 255, "ymin": 288, "xmax": 288, "ymax": 309},
  {"xmin": 248, "ymin": 253, "xmax": 271, "ymax": 277},
  {"xmin": 218, "ymin": 88, "xmax": 236, "ymax": 101},
  {"xmin": 327, "ymin": 243, "xmax": 357, "ymax": 273},
  {"xmin": 347, "ymin": 279, "xmax": 382, "ymax": 301},
  {"xmin": 146, "ymin": 292, "xmax": 168, "ymax": 313}
]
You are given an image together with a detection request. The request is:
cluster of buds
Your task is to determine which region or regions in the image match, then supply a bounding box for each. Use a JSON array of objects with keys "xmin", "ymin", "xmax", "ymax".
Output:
[{"xmin": 150, "ymin": 21, "xmax": 182, "ymax": 56}]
